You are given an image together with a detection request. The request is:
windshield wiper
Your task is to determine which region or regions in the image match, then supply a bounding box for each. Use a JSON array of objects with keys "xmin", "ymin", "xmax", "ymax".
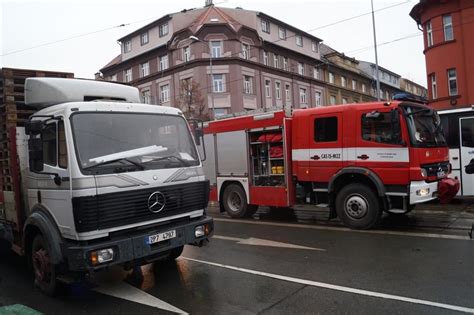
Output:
[
  {"xmin": 144, "ymin": 155, "xmax": 191, "ymax": 167},
  {"xmin": 84, "ymin": 158, "xmax": 145, "ymax": 170}
]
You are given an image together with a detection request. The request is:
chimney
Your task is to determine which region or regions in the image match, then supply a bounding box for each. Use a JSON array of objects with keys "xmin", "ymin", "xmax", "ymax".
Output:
[{"xmin": 205, "ymin": 0, "xmax": 213, "ymax": 6}]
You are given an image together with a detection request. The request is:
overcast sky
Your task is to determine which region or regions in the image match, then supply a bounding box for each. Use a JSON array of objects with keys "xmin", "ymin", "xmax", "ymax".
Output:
[{"xmin": 1, "ymin": 0, "xmax": 427, "ymax": 86}]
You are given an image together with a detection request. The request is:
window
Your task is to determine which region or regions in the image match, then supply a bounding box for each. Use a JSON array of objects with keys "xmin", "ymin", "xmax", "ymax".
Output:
[
  {"xmin": 461, "ymin": 119, "xmax": 474, "ymax": 148},
  {"xmin": 342, "ymin": 98, "xmax": 348, "ymax": 104},
  {"xmin": 315, "ymin": 91, "xmax": 322, "ymax": 107},
  {"xmin": 183, "ymin": 46, "xmax": 190, "ymax": 62},
  {"xmin": 278, "ymin": 27, "xmax": 286, "ymax": 40},
  {"xmin": 159, "ymin": 23, "xmax": 169, "ymax": 37},
  {"xmin": 140, "ymin": 62, "xmax": 149, "ymax": 77},
  {"xmin": 265, "ymin": 80, "xmax": 271, "ymax": 97},
  {"xmin": 42, "ymin": 123, "xmax": 57, "ymax": 166},
  {"xmin": 159, "ymin": 55, "xmax": 169, "ymax": 70},
  {"xmin": 362, "ymin": 84, "xmax": 366, "ymax": 93},
  {"xmin": 263, "ymin": 51, "xmax": 269, "ymax": 65},
  {"xmin": 283, "ymin": 57, "xmax": 288, "ymax": 71},
  {"xmin": 124, "ymin": 68, "xmax": 132, "ymax": 82},
  {"xmin": 295, "ymin": 35, "xmax": 303, "ymax": 47},
  {"xmin": 330, "ymin": 95, "xmax": 336, "ymax": 105},
  {"xmin": 261, "ymin": 19, "xmax": 270, "ymax": 33},
  {"xmin": 213, "ymin": 74, "xmax": 224, "ymax": 93},
  {"xmin": 352, "ymin": 80, "xmax": 357, "ymax": 90},
  {"xmin": 430, "ymin": 73, "xmax": 437, "ymax": 99},
  {"xmin": 313, "ymin": 67, "xmax": 320, "ymax": 79},
  {"xmin": 447, "ymin": 68, "xmax": 458, "ymax": 96},
  {"xmin": 275, "ymin": 82, "xmax": 281, "ymax": 100},
  {"xmin": 214, "ymin": 108, "xmax": 227, "ymax": 117},
  {"xmin": 329, "ymin": 72, "xmax": 334, "ymax": 84},
  {"xmin": 273, "ymin": 54, "xmax": 279, "ymax": 68},
  {"xmin": 141, "ymin": 89, "xmax": 151, "ymax": 104},
  {"xmin": 385, "ymin": 91, "xmax": 390, "ymax": 100},
  {"xmin": 58, "ymin": 121, "xmax": 67, "ymax": 169},
  {"xmin": 362, "ymin": 111, "xmax": 401, "ymax": 144},
  {"xmin": 312, "ymin": 41, "xmax": 318, "ymax": 53},
  {"xmin": 244, "ymin": 76, "xmax": 252, "ymax": 94},
  {"xmin": 341, "ymin": 76, "xmax": 346, "ymax": 87},
  {"xmin": 379, "ymin": 89, "xmax": 384, "ymax": 100},
  {"xmin": 242, "ymin": 43, "xmax": 250, "ymax": 60},
  {"xmin": 211, "ymin": 41, "xmax": 221, "ymax": 58},
  {"xmin": 141, "ymin": 32, "xmax": 149, "ymax": 45},
  {"xmin": 285, "ymin": 84, "xmax": 291, "ymax": 102},
  {"xmin": 299, "ymin": 88, "xmax": 307, "ymax": 104},
  {"xmin": 443, "ymin": 15, "xmax": 453, "ymax": 41},
  {"xmin": 298, "ymin": 62, "xmax": 304, "ymax": 75},
  {"xmin": 124, "ymin": 40, "xmax": 132, "ymax": 53},
  {"xmin": 425, "ymin": 21, "xmax": 433, "ymax": 46},
  {"xmin": 110, "ymin": 74, "xmax": 117, "ymax": 82},
  {"xmin": 314, "ymin": 117, "xmax": 338, "ymax": 142},
  {"xmin": 160, "ymin": 84, "xmax": 170, "ymax": 103}
]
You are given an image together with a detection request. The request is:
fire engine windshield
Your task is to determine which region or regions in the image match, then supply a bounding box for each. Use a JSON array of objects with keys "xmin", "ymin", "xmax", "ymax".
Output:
[
  {"xmin": 402, "ymin": 104, "xmax": 447, "ymax": 147},
  {"xmin": 71, "ymin": 112, "xmax": 199, "ymax": 172}
]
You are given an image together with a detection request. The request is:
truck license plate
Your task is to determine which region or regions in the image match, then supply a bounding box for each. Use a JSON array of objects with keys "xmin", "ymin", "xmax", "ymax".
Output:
[{"xmin": 147, "ymin": 230, "xmax": 176, "ymax": 245}]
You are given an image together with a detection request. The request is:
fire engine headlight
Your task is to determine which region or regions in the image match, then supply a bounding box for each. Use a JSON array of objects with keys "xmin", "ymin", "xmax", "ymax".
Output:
[
  {"xmin": 420, "ymin": 168, "xmax": 428, "ymax": 178},
  {"xmin": 90, "ymin": 248, "xmax": 115, "ymax": 265},
  {"xmin": 416, "ymin": 188, "xmax": 430, "ymax": 196}
]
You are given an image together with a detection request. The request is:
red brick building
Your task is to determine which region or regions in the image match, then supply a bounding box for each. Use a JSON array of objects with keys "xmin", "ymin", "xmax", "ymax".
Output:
[{"xmin": 410, "ymin": 0, "xmax": 474, "ymax": 110}]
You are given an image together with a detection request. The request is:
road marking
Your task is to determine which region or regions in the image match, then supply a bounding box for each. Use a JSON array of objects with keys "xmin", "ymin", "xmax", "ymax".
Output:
[
  {"xmin": 182, "ymin": 257, "xmax": 474, "ymax": 314},
  {"xmin": 213, "ymin": 235, "xmax": 326, "ymax": 251},
  {"xmin": 213, "ymin": 217, "xmax": 472, "ymax": 240},
  {"xmin": 94, "ymin": 281, "xmax": 187, "ymax": 314}
]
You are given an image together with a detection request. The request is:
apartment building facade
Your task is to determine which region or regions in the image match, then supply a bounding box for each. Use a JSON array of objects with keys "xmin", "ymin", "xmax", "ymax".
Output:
[
  {"xmin": 100, "ymin": 3, "xmax": 382, "ymax": 118},
  {"xmin": 410, "ymin": 0, "xmax": 474, "ymax": 110}
]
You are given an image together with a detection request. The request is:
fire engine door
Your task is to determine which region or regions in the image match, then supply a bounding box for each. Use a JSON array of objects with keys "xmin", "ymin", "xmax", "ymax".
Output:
[
  {"xmin": 308, "ymin": 113, "xmax": 343, "ymax": 181},
  {"xmin": 460, "ymin": 117, "xmax": 474, "ymax": 195}
]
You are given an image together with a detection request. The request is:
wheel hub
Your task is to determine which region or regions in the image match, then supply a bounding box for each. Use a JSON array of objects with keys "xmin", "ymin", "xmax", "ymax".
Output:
[
  {"xmin": 345, "ymin": 195, "xmax": 368, "ymax": 219},
  {"xmin": 33, "ymin": 248, "xmax": 51, "ymax": 282},
  {"xmin": 227, "ymin": 192, "xmax": 242, "ymax": 212}
]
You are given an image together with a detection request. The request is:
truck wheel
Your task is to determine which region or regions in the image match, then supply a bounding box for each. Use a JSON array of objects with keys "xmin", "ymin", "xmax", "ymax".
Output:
[
  {"xmin": 31, "ymin": 234, "xmax": 58, "ymax": 296},
  {"xmin": 336, "ymin": 184, "xmax": 381, "ymax": 230},
  {"xmin": 223, "ymin": 184, "xmax": 258, "ymax": 218}
]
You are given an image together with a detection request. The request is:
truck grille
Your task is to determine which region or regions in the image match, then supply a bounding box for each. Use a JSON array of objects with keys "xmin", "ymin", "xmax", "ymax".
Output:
[
  {"xmin": 421, "ymin": 162, "xmax": 450, "ymax": 178},
  {"xmin": 72, "ymin": 181, "xmax": 209, "ymax": 233}
]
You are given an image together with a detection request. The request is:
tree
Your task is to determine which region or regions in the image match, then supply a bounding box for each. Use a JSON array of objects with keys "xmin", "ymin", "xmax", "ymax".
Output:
[{"xmin": 175, "ymin": 79, "xmax": 210, "ymax": 121}]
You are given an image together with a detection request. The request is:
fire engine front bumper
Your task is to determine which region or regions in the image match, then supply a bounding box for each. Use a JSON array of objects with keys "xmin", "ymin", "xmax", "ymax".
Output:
[
  {"xmin": 62, "ymin": 215, "xmax": 213, "ymax": 272},
  {"xmin": 409, "ymin": 180, "xmax": 439, "ymax": 204}
]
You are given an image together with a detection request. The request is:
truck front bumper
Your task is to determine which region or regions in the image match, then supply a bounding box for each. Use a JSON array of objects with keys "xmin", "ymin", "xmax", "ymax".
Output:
[
  {"xmin": 409, "ymin": 180, "xmax": 438, "ymax": 204},
  {"xmin": 63, "ymin": 216, "xmax": 213, "ymax": 272}
]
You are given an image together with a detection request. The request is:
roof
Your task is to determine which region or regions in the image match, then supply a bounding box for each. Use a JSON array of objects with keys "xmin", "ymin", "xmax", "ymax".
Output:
[
  {"xmin": 257, "ymin": 12, "xmax": 322, "ymax": 43},
  {"xmin": 118, "ymin": 14, "xmax": 173, "ymax": 42},
  {"xmin": 101, "ymin": 54, "xmax": 122, "ymax": 72},
  {"xmin": 358, "ymin": 60, "xmax": 401, "ymax": 78},
  {"xmin": 409, "ymin": 0, "xmax": 431, "ymax": 24},
  {"xmin": 187, "ymin": 5, "xmax": 241, "ymax": 33}
]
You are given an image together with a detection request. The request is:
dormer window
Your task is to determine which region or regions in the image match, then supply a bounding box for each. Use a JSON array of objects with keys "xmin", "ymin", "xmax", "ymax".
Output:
[
  {"xmin": 261, "ymin": 19, "xmax": 270, "ymax": 33},
  {"xmin": 159, "ymin": 23, "xmax": 169, "ymax": 37},
  {"xmin": 278, "ymin": 27, "xmax": 286, "ymax": 40},
  {"xmin": 141, "ymin": 32, "xmax": 149, "ymax": 45},
  {"xmin": 124, "ymin": 40, "xmax": 132, "ymax": 53},
  {"xmin": 312, "ymin": 41, "xmax": 319, "ymax": 53},
  {"xmin": 295, "ymin": 35, "xmax": 303, "ymax": 47}
]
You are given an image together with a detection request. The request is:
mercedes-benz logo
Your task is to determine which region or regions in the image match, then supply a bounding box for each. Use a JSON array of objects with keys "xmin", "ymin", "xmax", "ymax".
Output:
[{"xmin": 147, "ymin": 191, "xmax": 166, "ymax": 213}]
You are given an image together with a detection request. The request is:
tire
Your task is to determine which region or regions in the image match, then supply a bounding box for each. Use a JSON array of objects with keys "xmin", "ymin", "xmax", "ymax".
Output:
[
  {"xmin": 222, "ymin": 184, "xmax": 258, "ymax": 218},
  {"xmin": 31, "ymin": 234, "xmax": 58, "ymax": 296},
  {"xmin": 335, "ymin": 184, "xmax": 381, "ymax": 230}
]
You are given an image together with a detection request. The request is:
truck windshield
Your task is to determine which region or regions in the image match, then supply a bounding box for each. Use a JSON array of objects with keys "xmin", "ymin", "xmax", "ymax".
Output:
[
  {"xmin": 71, "ymin": 112, "xmax": 199, "ymax": 171},
  {"xmin": 402, "ymin": 104, "xmax": 447, "ymax": 147}
]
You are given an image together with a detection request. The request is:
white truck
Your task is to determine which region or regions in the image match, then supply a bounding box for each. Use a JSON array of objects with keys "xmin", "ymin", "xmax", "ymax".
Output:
[{"xmin": 0, "ymin": 78, "xmax": 213, "ymax": 295}]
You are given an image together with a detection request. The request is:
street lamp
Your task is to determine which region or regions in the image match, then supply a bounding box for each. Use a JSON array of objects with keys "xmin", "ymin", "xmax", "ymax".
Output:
[{"xmin": 189, "ymin": 35, "xmax": 215, "ymax": 120}]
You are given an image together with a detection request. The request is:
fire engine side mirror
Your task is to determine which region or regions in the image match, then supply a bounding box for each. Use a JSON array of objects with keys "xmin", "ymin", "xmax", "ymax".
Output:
[
  {"xmin": 25, "ymin": 120, "xmax": 43, "ymax": 135},
  {"xmin": 28, "ymin": 137, "xmax": 44, "ymax": 172}
]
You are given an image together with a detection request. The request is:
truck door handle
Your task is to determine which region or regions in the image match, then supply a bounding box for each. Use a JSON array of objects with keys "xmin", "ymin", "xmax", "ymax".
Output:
[
  {"xmin": 452, "ymin": 157, "xmax": 459, "ymax": 160},
  {"xmin": 310, "ymin": 155, "xmax": 320, "ymax": 160},
  {"xmin": 357, "ymin": 154, "xmax": 369, "ymax": 160}
]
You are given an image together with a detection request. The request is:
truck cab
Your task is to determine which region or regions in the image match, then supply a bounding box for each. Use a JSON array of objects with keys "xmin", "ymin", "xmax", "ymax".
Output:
[{"xmin": 0, "ymin": 78, "xmax": 213, "ymax": 295}]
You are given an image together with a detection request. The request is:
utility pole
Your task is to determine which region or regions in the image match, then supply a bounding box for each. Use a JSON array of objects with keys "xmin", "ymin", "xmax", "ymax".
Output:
[{"xmin": 371, "ymin": 0, "xmax": 381, "ymax": 101}]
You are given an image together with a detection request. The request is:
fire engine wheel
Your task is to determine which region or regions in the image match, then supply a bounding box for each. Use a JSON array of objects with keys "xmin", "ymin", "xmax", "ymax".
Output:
[
  {"xmin": 223, "ymin": 184, "xmax": 258, "ymax": 218},
  {"xmin": 31, "ymin": 234, "xmax": 58, "ymax": 296},
  {"xmin": 336, "ymin": 184, "xmax": 381, "ymax": 230}
]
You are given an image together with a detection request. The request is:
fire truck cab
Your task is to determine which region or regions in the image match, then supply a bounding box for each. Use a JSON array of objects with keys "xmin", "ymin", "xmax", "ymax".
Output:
[{"xmin": 203, "ymin": 101, "xmax": 458, "ymax": 229}]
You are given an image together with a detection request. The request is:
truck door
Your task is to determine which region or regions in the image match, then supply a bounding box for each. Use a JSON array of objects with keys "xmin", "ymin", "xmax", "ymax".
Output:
[
  {"xmin": 355, "ymin": 108, "xmax": 409, "ymax": 185},
  {"xmin": 460, "ymin": 117, "xmax": 474, "ymax": 196},
  {"xmin": 308, "ymin": 113, "xmax": 343, "ymax": 182}
]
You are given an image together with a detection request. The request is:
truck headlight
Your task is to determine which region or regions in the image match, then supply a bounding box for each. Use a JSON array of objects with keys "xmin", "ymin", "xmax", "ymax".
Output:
[
  {"xmin": 416, "ymin": 188, "xmax": 430, "ymax": 196},
  {"xmin": 195, "ymin": 224, "xmax": 211, "ymax": 238},
  {"xmin": 420, "ymin": 168, "xmax": 428, "ymax": 178},
  {"xmin": 90, "ymin": 248, "xmax": 115, "ymax": 265}
]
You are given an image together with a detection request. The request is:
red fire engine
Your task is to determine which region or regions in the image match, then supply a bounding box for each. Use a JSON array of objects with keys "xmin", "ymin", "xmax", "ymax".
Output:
[{"xmin": 201, "ymin": 101, "xmax": 459, "ymax": 229}]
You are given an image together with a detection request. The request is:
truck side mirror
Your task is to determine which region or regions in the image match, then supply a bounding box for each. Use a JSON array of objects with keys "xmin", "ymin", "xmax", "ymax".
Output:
[
  {"xmin": 28, "ymin": 137, "xmax": 44, "ymax": 172},
  {"xmin": 25, "ymin": 120, "xmax": 43, "ymax": 135}
]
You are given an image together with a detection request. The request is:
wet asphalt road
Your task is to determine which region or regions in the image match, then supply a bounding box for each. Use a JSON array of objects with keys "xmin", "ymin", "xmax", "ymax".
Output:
[{"xmin": 0, "ymin": 207, "xmax": 473, "ymax": 315}]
